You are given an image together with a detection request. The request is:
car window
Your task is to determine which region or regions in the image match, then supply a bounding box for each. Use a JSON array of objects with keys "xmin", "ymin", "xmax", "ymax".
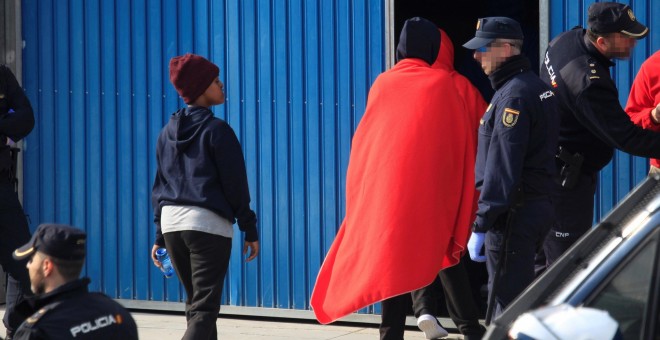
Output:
[{"xmin": 584, "ymin": 235, "xmax": 658, "ymax": 340}]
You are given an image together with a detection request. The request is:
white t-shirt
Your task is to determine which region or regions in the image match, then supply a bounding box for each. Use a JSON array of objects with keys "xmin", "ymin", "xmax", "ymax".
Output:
[{"xmin": 161, "ymin": 205, "xmax": 234, "ymax": 238}]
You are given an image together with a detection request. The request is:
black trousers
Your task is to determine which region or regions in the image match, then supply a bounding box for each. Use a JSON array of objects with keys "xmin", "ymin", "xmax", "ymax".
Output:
[
  {"xmin": 379, "ymin": 256, "xmax": 485, "ymax": 340},
  {"xmin": 485, "ymin": 198, "xmax": 554, "ymax": 319},
  {"xmin": 0, "ymin": 178, "xmax": 32, "ymax": 335},
  {"xmin": 540, "ymin": 173, "xmax": 597, "ymax": 268},
  {"xmin": 438, "ymin": 257, "xmax": 485, "ymax": 339},
  {"xmin": 164, "ymin": 231, "xmax": 232, "ymax": 340},
  {"xmin": 380, "ymin": 285, "xmax": 434, "ymax": 340}
]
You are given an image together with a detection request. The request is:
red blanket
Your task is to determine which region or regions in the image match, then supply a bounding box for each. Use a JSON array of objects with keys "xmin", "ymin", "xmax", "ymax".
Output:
[{"xmin": 311, "ymin": 57, "xmax": 477, "ymax": 324}]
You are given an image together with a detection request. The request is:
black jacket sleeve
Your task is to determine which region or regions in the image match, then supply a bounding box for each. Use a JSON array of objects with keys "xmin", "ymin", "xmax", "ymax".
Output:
[
  {"xmin": 151, "ymin": 134, "xmax": 166, "ymax": 247},
  {"xmin": 0, "ymin": 65, "xmax": 35, "ymax": 141},
  {"xmin": 576, "ymin": 79, "xmax": 660, "ymax": 159}
]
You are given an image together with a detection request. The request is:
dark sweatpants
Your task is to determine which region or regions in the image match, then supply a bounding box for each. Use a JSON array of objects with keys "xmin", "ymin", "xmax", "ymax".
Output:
[
  {"xmin": 380, "ymin": 256, "xmax": 485, "ymax": 340},
  {"xmin": 380, "ymin": 285, "xmax": 434, "ymax": 340},
  {"xmin": 0, "ymin": 177, "xmax": 32, "ymax": 336},
  {"xmin": 164, "ymin": 231, "xmax": 232, "ymax": 340}
]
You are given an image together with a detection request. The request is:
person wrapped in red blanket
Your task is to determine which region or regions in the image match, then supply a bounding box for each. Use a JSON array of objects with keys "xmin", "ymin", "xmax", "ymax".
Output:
[{"xmin": 311, "ymin": 17, "xmax": 478, "ymax": 326}]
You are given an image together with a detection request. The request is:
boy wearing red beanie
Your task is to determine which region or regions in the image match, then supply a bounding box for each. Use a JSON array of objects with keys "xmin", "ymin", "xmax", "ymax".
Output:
[{"xmin": 151, "ymin": 53, "xmax": 259, "ymax": 339}]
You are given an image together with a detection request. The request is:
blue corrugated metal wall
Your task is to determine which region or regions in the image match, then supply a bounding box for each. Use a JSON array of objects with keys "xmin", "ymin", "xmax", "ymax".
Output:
[
  {"xmin": 20, "ymin": 0, "xmax": 384, "ymax": 311},
  {"xmin": 19, "ymin": 0, "xmax": 660, "ymax": 316},
  {"xmin": 548, "ymin": 0, "xmax": 660, "ymax": 222}
]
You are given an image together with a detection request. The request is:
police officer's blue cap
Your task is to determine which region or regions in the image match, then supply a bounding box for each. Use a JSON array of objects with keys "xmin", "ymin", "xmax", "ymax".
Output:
[
  {"xmin": 14, "ymin": 224, "xmax": 87, "ymax": 261},
  {"xmin": 463, "ymin": 17, "xmax": 524, "ymax": 50},
  {"xmin": 588, "ymin": 2, "xmax": 648, "ymax": 39}
]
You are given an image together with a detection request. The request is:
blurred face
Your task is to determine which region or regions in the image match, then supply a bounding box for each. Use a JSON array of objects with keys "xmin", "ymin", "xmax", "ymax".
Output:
[
  {"xmin": 473, "ymin": 41, "xmax": 515, "ymax": 75},
  {"xmin": 27, "ymin": 252, "xmax": 46, "ymax": 294},
  {"xmin": 598, "ymin": 33, "xmax": 637, "ymax": 59}
]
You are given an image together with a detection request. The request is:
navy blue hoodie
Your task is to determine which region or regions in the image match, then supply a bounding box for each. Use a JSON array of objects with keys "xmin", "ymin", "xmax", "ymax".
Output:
[{"xmin": 152, "ymin": 106, "xmax": 257, "ymax": 246}]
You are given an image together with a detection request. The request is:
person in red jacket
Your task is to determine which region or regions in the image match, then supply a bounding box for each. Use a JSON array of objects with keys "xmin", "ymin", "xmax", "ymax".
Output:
[
  {"xmin": 311, "ymin": 18, "xmax": 477, "ymax": 337},
  {"xmin": 625, "ymin": 50, "xmax": 660, "ymax": 175}
]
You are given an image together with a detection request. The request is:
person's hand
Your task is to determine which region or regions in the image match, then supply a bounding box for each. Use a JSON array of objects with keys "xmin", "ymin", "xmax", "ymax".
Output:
[
  {"xmin": 652, "ymin": 103, "xmax": 660, "ymax": 124},
  {"xmin": 467, "ymin": 232, "xmax": 486, "ymax": 262},
  {"xmin": 243, "ymin": 240, "xmax": 260, "ymax": 262},
  {"xmin": 151, "ymin": 244, "xmax": 162, "ymax": 268}
]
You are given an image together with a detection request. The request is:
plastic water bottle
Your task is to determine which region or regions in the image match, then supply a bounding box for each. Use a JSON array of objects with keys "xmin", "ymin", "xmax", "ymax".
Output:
[{"xmin": 155, "ymin": 248, "xmax": 174, "ymax": 278}]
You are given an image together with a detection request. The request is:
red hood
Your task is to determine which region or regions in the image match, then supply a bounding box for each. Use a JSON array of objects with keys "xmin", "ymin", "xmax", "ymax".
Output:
[{"xmin": 432, "ymin": 29, "xmax": 454, "ymax": 71}]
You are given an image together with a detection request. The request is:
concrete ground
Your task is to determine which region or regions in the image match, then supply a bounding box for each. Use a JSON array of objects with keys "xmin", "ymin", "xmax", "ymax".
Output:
[
  {"xmin": 131, "ymin": 310, "xmax": 464, "ymax": 339},
  {"xmin": 1, "ymin": 306, "xmax": 464, "ymax": 339}
]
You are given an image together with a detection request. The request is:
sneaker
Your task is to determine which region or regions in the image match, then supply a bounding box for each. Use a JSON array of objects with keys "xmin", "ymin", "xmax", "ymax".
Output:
[{"xmin": 416, "ymin": 314, "xmax": 449, "ymax": 339}]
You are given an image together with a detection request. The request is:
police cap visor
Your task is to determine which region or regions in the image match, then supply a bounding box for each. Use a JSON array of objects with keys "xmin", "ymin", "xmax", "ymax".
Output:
[
  {"xmin": 14, "ymin": 223, "xmax": 87, "ymax": 261},
  {"xmin": 463, "ymin": 17, "xmax": 524, "ymax": 50}
]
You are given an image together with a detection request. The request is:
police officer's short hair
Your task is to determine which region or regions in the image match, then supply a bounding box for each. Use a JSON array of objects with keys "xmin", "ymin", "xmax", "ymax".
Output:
[
  {"xmin": 497, "ymin": 38, "xmax": 523, "ymax": 54},
  {"xmin": 48, "ymin": 256, "xmax": 85, "ymax": 282},
  {"xmin": 586, "ymin": 29, "xmax": 612, "ymax": 42}
]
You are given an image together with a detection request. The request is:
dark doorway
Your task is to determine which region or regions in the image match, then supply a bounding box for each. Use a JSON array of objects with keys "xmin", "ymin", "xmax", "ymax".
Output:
[
  {"xmin": 394, "ymin": 0, "xmax": 540, "ymax": 102},
  {"xmin": 392, "ymin": 0, "xmax": 541, "ymax": 321}
]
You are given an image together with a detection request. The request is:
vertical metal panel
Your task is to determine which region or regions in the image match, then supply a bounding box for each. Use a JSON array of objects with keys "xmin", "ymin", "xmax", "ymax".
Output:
[
  {"xmin": 548, "ymin": 0, "xmax": 660, "ymax": 224},
  {"xmin": 115, "ymin": 0, "xmax": 136, "ymax": 301},
  {"xmin": 85, "ymin": 0, "xmax": 103, "ymax": 296},
  {"xmin": 21, "ymin": 0, "xmax": 385, "ymax": 313},
  {"xmin": 100, "ymin": 0, "xmax": 119, "ymax": 298}
]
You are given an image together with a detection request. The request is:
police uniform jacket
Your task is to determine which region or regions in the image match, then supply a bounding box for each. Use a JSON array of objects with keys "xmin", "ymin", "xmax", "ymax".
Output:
[
  {"xmin": 13, "ymin": 278, "xmax": 138, "ymax": 340},
  {"xmin": 0, "ymin": 64, "xmax": 34, "ymax": 173},
  {"xmin": 473, "ymin": 55, "xmax": 559, "ymax": 233},
  {"xmin": 540, "ymin": 28, "xmax": 660, "ymax": 173}
]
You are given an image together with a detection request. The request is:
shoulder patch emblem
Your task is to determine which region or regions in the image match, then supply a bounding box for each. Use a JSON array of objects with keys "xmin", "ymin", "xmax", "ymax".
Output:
[
  {"xmin": 502, "ymin": 108, "xmax": 520, "ymax": 128},
  {"xmin": 26, "ymin": 308, "xmax": 49, "ymax": 324}
]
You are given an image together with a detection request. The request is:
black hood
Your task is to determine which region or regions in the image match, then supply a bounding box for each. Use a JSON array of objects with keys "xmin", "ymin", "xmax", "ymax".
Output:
[
  {"xmin": 396, "ymin": 17, "xmax": 440, "ymax": 65},
  {"xmin": 164, "ymin": 106, "xmax": 214, "ymax": 152}
]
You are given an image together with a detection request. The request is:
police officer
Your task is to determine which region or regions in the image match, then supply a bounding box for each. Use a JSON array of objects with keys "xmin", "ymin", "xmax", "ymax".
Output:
[
  {"xmin": 0, "ymin": 64, "xmax": 35, "ymax": 339},
  {"xmin": 463, "ymin": 17, "xmax": 560, "ymax": 319},
  {"xmin": 539, "ymin": 2, "xmax": 660, "ymax": 269},
  {"xmin": 11, "ymin": 224, "xmax": 137, "ymax": 339}
]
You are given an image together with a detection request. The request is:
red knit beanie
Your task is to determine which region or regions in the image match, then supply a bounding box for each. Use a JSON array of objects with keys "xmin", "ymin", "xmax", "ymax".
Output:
[{"xmin": 169, "ymin": 54, "xmax": 220, "ymax": 104}]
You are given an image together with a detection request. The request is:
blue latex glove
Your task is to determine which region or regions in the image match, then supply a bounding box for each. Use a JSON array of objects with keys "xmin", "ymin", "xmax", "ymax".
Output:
[{"xmin": 467, "ymin": 232, "xmax": 487, "ymax": 262}]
